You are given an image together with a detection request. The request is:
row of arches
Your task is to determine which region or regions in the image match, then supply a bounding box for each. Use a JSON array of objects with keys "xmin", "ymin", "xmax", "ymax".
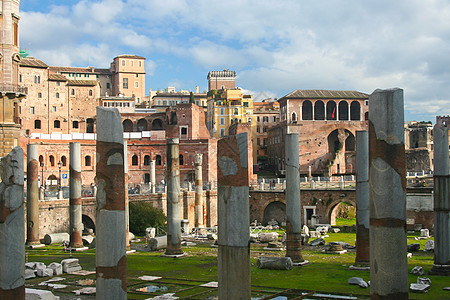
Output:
[
  {"xmin": 33, "ymin": 118, "xmax": 95, "ymax": 133},
  {"xmin": 291, "ymin": 100, "xmax": 365, "ymax": 122},
  {"xmin": 39, "ymin": 154, "xmax": 93, "ymax": 167},
  {"xmin": 123, "ymin": 118, "xmax": 164, "ymax": 132},
  {"xmin": 130, "ymin": 154, "xmax": 190, "ymax": 166}
]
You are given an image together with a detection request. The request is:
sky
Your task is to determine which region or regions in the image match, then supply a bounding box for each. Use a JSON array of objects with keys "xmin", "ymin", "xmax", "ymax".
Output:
[{"xmin": 19, "ymin": 0, "xmax": 450, "ymax": 122}]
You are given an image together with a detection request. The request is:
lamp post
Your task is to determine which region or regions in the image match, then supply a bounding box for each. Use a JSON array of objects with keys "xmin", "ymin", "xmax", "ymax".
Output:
[
  {"xmin": 58, "ymin": 161, "xmax": 62, "ymax": 190},
  {"xmin": 40, "ymin": 161, "xmax": 45, "ymax": 188}
]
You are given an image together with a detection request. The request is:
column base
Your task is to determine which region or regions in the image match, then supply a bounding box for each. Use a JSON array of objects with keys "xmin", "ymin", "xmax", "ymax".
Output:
[
  {"xmin": 161, "ymin": 253, "xmax": 187, "ymax": 258},
  {"xmin": 428, "ymin": 264, "xmax": 450, "ymax": 276},
  {"xmin": 349, "ymin": 265, "xmax": 370, "ymax": 271}
]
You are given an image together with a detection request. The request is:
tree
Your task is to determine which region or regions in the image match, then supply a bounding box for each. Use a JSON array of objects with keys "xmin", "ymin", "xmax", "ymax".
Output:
[
  {"xmin": 189, "ymin": 91, "xmax": 195, "ymax": 104},
  {"xmin": 129, "ymin": 201, "xmax": 166, "ymax": 236}
]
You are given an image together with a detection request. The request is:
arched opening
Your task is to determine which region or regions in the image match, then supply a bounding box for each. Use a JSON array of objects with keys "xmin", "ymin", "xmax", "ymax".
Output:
[
  {"xmin": 85, "ymin": 156, "xmax": 92, "ymax": 166},
  {"xmin": 302, "ymin": 100, "xmax": 313, "ymax": 120},
  {"xmin": 263, "ymin": 201, "xmax": 286, "ymax": 225},
  {"xmin": 122, "ymin": 119, "xmax": 133, "ymax": 132},
  {"xmin": 86, "ymin": 118, "xmax": 95, "ymax": 133},
  {"xmin": 156, "ymin": 155, "xmax": 162, "ymax": 166},
  {"xmin": 291, "ymin": 112, "xmax": 297, "ymax": 123},
  {"xmin": 144, "ymin": 173, "xmax": 150, "ymax": 184},
  {"xmin": 314, "ymin": 101, "xmax": 325, "ymax": 120},
  {"xmin": 364, "ymin": 112, "xmax": 369, "ymax": 120},
  {"xmin": 39, "ymin": 155, "xmax": 44, "ymax": 164},
  {"xmin": 350, "ymin": 101, "xmax": 361, "ymax": 120},
  {"xmin": 152, "ymin": 119, "xmax": 163, "ymax": 130},
  {"xmin": 329, "ymin": 201, "xmax": 355, "ymax": 226},
  {"xmin": 345, "ymin": 130, "xmax": 355, "ymax": 151},
  {"xmin": 327, "ymin": 129, "xmax": 340, "ymax": 153},
  {"xmin": 326, "ymin": 101, "xmax": 337, "ymax": 120},
  {"xmin": 82, "ymin": 215, "xmax": 96, "ymax": 234},
  {"xmin": 338, "ymin": 101, "xmax": 348, "ymax": 120},
  {"xmin": 179, "ymin": 154, "xmax": 184, "ymax": 166},
  {"xmin": 132, "ymin": 155, "xmax": 138, "ymax": 166},
  {"xmin": 170, "ymin": 112, "xmax": 177, "ymax": 125},
  {"xmin": 137, "ymin": 118, "xmax": 148, "ymax": 131},
  {"xmin": 49, "ymin": 155, "xmax": 55, "ymax": 166},
  {"xmin": 54, "ymin": 120, "xmax": 61, "ymax": 129},
  {"xmin": 47, "ymin": 175, "xmax": 57, "ymax": 186},
  {"xmin": 61, "ymin": 156, "xmax": 67, "ymax": 166},
  {"xmin": 144, "ymin": 155, "xmax": 150, "ymax": 166}
]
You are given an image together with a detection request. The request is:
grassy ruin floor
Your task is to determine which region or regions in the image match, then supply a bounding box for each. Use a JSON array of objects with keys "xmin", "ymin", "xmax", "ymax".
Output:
[{"xmin": 25, "ymin": 232, "xmax": 448, "ymax": 299}]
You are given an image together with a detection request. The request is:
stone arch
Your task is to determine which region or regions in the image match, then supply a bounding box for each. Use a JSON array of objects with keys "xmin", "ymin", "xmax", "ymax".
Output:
[
  {"xmin": 350, "ymin": 101, "xmax": 361, "ymax": 121},
  {"xmin": 344, "ymin": 130, "xmax": 355, "ymax": 151},
  {"xmin": 152, "ymin": 119, "xmax": 163, "ymax": 130},
  {"xmin": 132, "ymin": 154, "xmax": 138, "ymax": 166},
  {"xmin": 263, "ymin": 201, "xmax": 286, "ymax": 225},
  {"xmin": 170, "ymin": 112, "xmax": 177, "ymax": 125},
  {"xmin": 123, "ymin": 119, "xmax": 133, "ymax": 132},
  {"xmin": 137, "ymin": 118, "xmax": 148, "ymax": 131},
  {"xmin": 338, "ymin": 101, "xmax": 349, "ymax": 120},
  {"xmin": 82, "ymin": 214, "xmax": 96, "ymax": 234},
  {"xmin": 326, "ymin": 199, "xmax": 356, "ymax": 225},
  {"xmin": 326, "ymin": 101, "xmax": 337, "ymax": 120},
  {"xmin": 314, "ymin": 100, "xmax": 325, "ymax": 120},
  {"xmin": 327, "ymin": 129, "xmax": 340, "ymax": 153},
  {"xmin": 302, "ymin": 100, "xmax": 313, "ymax": 120}
]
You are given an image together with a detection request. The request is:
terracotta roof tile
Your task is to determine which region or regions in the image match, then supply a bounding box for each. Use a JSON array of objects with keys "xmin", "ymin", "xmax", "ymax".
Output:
[
  {"xmin": 67, "ymin": 80, "xmax": 98, "ymax": 87},
  {"xmin": 48, "ymin": 73, "xmax": 67, "ymax": 81},
  {"xmin": 280, "ymin": 90, "xmax": 369, "ymax": 100},
  {"xmin": 20, "ymin": 58, "xmax": 48, "ymax": 68}
]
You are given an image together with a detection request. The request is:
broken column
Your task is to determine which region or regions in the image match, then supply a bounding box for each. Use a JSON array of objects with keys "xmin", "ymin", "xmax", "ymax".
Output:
[
  {"xmin": 285, "ymin": 133, "xmax": 304, "ymax": 263},
  {"xmin": 95, "ymin": 107, "xmax": 127, "ymax": 299},
  {"xmin": 217, "ymin": 133, "xmax": 251, "ymax": 299},
  {"xmin": 69, "ymin": 142, "xmax": 83, "ymax": 248},
  {"xmin": 369, "ymin": 88, "xmax": 408, "ymax": 299},
  {"xmin": 150, "ymin": 160, "xmax": 156, "ymax": 193},
  {"xmin": 194, "ymin": 153, "xmax": 204, "ymax": 228},
  {"xmin": 164, "ymin": 138, "xmax": 184, "ymax": 256},
  {"xmin": 0, "ymin": 147, "xmax": 25, "ymax": 299},
  {"xmin": 430, "ymin": 123, "xmax": 450, "ymax": 275},
  {"xmin": 354, "ymin": 131, "xmax": 369, "ymax": 267},
  {"xmin": 26, "ymin": 144, "xmax": 42, "ymax": 247}
]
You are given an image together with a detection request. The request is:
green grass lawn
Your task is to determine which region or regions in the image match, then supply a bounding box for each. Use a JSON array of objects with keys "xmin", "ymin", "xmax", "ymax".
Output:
[{"xmin": 25, "ymin": 232, "xmax": 448, "ymax": 299}]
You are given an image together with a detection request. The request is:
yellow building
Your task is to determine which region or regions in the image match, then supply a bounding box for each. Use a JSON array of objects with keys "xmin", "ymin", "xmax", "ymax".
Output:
[{"xmin": 206, "ymin": 88, "xmax": 257, "ymax": 164}]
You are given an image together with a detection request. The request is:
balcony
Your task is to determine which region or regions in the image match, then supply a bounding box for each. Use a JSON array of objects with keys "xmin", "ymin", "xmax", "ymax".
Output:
[{"xmin": 0, "ymin": 84, "xmax": 28, "ymax": 95}]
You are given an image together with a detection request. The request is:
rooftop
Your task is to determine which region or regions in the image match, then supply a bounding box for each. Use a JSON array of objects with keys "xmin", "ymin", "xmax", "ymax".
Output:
[
  {"xmin": 280, "ymin": 90, "xmax": 369, "ymax": 100},
  {"xmin": 207, "ymin": 70, "xmax": 236, "ymax": 79},
  {"xmin": 20, "ymin": 58, "xmax": 48, "ymax": 69}
]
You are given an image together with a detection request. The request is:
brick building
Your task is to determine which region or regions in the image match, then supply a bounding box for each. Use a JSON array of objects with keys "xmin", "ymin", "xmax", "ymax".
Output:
[
  {"xmin": 207, "ymin": 70, "xmax": 236, "ymax": 91},
  {"xmin": 267, "ymin": 90, "xmax": 369, "ymax": 176},
  {"xmin": 253, "ymin": 99, "xmax": 280, "ymax": 162}
]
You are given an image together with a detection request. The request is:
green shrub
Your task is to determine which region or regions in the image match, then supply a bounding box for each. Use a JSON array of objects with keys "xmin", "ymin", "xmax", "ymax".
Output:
[{"xmin": 129, "ymin": 201, "xmax": 166, "ymax": 236}]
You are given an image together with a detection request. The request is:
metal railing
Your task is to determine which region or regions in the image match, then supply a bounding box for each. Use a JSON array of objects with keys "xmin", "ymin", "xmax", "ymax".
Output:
[{"xmin": 0, "ymin": 84, "xmax": 27, "ymax": 94}]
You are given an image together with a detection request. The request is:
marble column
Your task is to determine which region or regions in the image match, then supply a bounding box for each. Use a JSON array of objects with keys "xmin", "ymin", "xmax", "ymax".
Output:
[
  {"xmin": 285, "ymin": 133, "xmax": 304, "ymax": 263},
  {"xmin": 164, "ymin": 138, "xmax": 184, "ymax": 256},
  {"xmin": 354, "ymin": 131, "xmax": 369, "ymax": 267},
  {"xmin": 369, "ymin": 88, "xmax": 408, "ymax": 299},
  {"xmin": 0, "ymin": 147, "xmax": 25, "ymax": 299},
  {"xmin": 26, "ymin": 144, "xmax": 41, "ymax": 246},
  {"xmin": 69, "ymin": 142, "xmax": 83, "ymax": 248},
  {"xmin": 218, "ymin": 133, "xmax": 251, "ymax": 299},
  {"xmin": 95, "ymin": 107, "xmax": 127, "ymax": 299},
  {"xmin": 194, "ymin": 154, "xmax": 204, "ymax": 228},
  {"xmin": 150, "ymin": 160, "xmax": 156, "ymax": 193},
  {"xmin": 430, "ymin": 123, "xmax": 450, "ymax": 275}
]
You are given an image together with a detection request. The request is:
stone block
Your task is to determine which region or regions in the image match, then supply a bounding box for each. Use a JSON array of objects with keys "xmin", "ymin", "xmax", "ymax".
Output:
[
  {"xmin": 48, "ymin": 263, "xmax": 63, "ymax": 276},
  {"xmin": 25, "ymin": 288, "xmax": 60, "ymax": 300},
  {"xmin": 37, "ymin": 268, "xmax": 54, "ymax": 277}
]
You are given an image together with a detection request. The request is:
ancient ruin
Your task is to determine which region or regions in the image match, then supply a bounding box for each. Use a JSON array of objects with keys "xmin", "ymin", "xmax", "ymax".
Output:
[{"xmin": 69, "ymin": 142, "xmax": 83, "ymax": 248}]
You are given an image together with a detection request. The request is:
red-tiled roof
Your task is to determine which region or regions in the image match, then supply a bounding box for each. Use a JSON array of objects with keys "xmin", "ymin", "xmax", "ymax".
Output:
[
  {"xmin": 67, "ymin": 80, "xmax": 98, "ymax": 86},
  {"xmin": 280, "ymin": 90, "xmax": 369, "ymax": 100},
  {"xmin": 48, "ymin": 73, "xmax": 67, "ymax": 81},
  {"xmin": 20, "ymin": 58, "xmax": 48, "ymax": 68}
]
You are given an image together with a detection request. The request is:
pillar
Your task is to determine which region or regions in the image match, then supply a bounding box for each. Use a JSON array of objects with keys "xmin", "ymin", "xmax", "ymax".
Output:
[
  {"xmin": 124, "ymin": 141, "xmax": 130, "ymax": 251},
  {"xmin": 430, "ymin": 123, "xmax": 450, "ymax": 275},
  {"xmin": 369, "ymin": 88, "xmax": 408, "ymax": 299},
  {"xmin": 164, "ymin": 138, "xmax": 183, "ymax": 256},
  {"xmin": 354, "ymin": 131, "xmax": 369, "ymax": 266},
  {"xmin": 194, "ymin": 154, "xmax": 204, "ymax": 228},
  {"xmin": 150, "ymin": 160, "xmax": 156, "ymax": 193},
  {"xmin": 95, "ymin": 107, "xmax": 127, "ymax": 299},
  {"xmin": 218, "ymin": 133, "xmax": 251, "ymax": 299},
  {"xmin": 0, "ymin": 147, "xmax": 25, "ymax": 299},
  {"xmin": 69, "ymin": 142, "xmax": 83, "ymax": 248},
  {"xmin": 285, "ymin": 133, "xmax": 304, "ymax": 263},
  {"xmin": 26, "ymin": 144, "xmax": 41, "ymax": 246}
]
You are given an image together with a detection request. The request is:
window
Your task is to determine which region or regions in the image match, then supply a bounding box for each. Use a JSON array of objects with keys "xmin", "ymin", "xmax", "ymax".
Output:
[
  {"xmin": 263, "ymin": 127, "xmax": 267, "ymax": 133},
  {"xmin": 56, "ymin": 92, "xmax": 60, "ymax": 98},
  {"xmin": 234, "ymin": 108, "xmax": 239, "ymax": 115},
  {"xmin": 71, "ymin": 89, "xmax": 75, "ymax": 95},
  {"xmin": 34, "ymin": 119, "xmax": 41, "ymax": 129},
  {"xmin": 34, "ymin": 74, "xmax": 40, "ymax": 84},
  {"xmin": 84, "ymin": 74, "xmax": 89, "ymax": 77},
  {"xmin": 54, "ymin": 120, "xmax": 60, "ymax": 128},
  {"xmin": 257, "ymin": 126, "xmax": 260, "ymax": 133},
  {"xmin": 38, "ymin": 92, "xmax": 42, "ymax": 98},
  {"xmin": 263, "ymin": 138, "xmax": 267, "ymax": 146},
  {"xmin": 85, "ymin": 156, "xmax": 92, "ymax": 166},
  {"xmin": 49, "ymin": 155, "xmax": 55, "ymax": 166},
  {"xmin": 156, "ymin": 155, "xmax": 162, "ymax": 166},
  {"xmin": 144, "ymin": 155, "xmax": 150, "ymax": 166},
  {"xmin": 135, "ymin": 82, "xmax": 139, "ymax": 88},
  {"xmin": 263, "ymin": 116, "xmax": 269, "ymax": 122},
  {"xmin": 56, "ymin": 81, "xmax": 60, "ymax": 86},
  {"xmin": 132, "ymin": 155, "xmax": 138, "ymax": 166},
  {"xmin": 163, "ymin": 100, "xmax": 167, "ymax": 106},
  {"xmin": 179, "ymin": 155, "xmax": 184, "ymax": 165},
  {"xmin": 61, "ymin": 156, "xmax": 67, "ymax": 166},
  {"xmin": 106, "ymin": 83, "xmax": 110, "ymax": 89},
  {"xmin": 30, "ymin": 107, "xmax": 35, "ymax": 114},
  {"xmin": 273, "ymin": 116, "xmax": 276, "ymax": 122},
  {"xmin": 73, "ymin": 121, "xmax": 79, "ymax": 128},
  {"xmin": 89, "ymin": 90, "xmax": 93, "ymax": 96},
  {"xmin": 52, "ymin": 106, "xmax": 56, "ymax": 112},
  {"xmin": 139, "ymin": 61, "xmax": 142, "ymax": 67},
  {"xmin": 19, "ymin": 74, "xmax": 22, "ymax": 82},
  {"xmin": 257, "ymin": 116, "xmax": 260, "ymax": 122},
  {"xmin": 181, "ymin": 127, "xmax": 188, "ymax": 135},
  {"xmin": 243, "ymin": 102, "xmax": 248, "ymax": 107},
  {"xmin": 220, "ymin": 108, "xmax": 225, "ymax": 115},
  {"xmin": 257, "ymin": 138, "xmax": 260, "ymax": 146},
  {"xmin": 122, "ymin": 60, "xmax": 125, "ymax": 66},
  {"xmin": 220, "ymin": 117, "xmax": 225, "ymax": 125},
  {"xmin": 123, "ymin": 78, "xmax": 128, "ymax": 89},
  {"xmin": 220, "ymin": 128, "xmax": 225, "ymax": 137}
]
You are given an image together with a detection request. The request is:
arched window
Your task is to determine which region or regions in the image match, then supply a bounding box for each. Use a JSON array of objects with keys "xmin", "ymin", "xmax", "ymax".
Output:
[
  {"xmin": 137, "ymin": 118, "xmax": 148, "ymax": 131},
  {"xmin": 73, "ymin": 121, "xmax": 79, "ymax": 129},
  {"xmin": 85, "ymin": 156, "xmax": 92, "ymax": 166},
  {"xmin": 34, "ymin": 119, "xmax": 41, "ymax": 129},
  {"xmin": 86, "ymin": 118, "xmax": 94, "ymax": 133},
  {"xmin": 123, "ymin": 119, "xmax": 133, "ymax": 132},
  {"xmin": 39, "ymin": 155, "xmax": 44, "ymax": 164},
  {"xmin": 132, "ymin": 155, "xmax": 138, "ymax": 166},
  {"xmin": 314, "ymin": 101, "xmax": 325, "ymax": 120},
  {"xmin": 152, "ymin": 119, "xmax": 163, "ymax": 130},
  {"xmin": 338, "ymin": 101, "xmax": 349, "ymax": 121},
  {"xmin": 326, "ymin": 101, "xmax": 337, "ymax": 120},
  {"xmin": 345, "ymin": 131, "xmax": 355, "ymax": 151},
  {"xmin": 61, "ymin": 156, "xmax": 67, "ymax": 166},
  {"xmin": 89, "ymin": 89, "xmax": 93, "ymax": 96},
  {"xmin": 34, "ymin": 74, "xmax": 40, "ymax": 84},
  {"xmin": 56, "ymin": 92, "xmax": 60, "ymax": 98},
  {"xmin": 71, "ymin": 89, "xmax": 75, "ymax": 95},
  {"xmin": 144, "ymin": 155, "xmax": 150, "ymax": 166},
  {"xmin": 49, "ymin": 155, "xmax": 55, "ymax": 166},
  {"xmin": 350, "ymin": 101, "xmax": 361, "ymax": 121},
  {"xmin": 155, "ymin": 155, "xmax": 162, "ymax": 166},
  {"xmin": 302, "ymin": 100, "xmax": 313, "ymax": 120},
  {"xmin": 291, "ymin": 112, "xmax": 297, "ymax": 122},
  {"xmin": 54, "ymin": 120, "xmax": 60, "ymax": 128},
  {"xmin": 179, "ymin": 154, "xmax": 184, "ymax": 165}
]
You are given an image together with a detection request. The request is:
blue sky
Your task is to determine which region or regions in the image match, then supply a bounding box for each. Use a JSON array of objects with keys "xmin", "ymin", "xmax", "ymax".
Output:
[{"xmin": 19, "ymin": 0, "xmax": 450, "ymax": 122}]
